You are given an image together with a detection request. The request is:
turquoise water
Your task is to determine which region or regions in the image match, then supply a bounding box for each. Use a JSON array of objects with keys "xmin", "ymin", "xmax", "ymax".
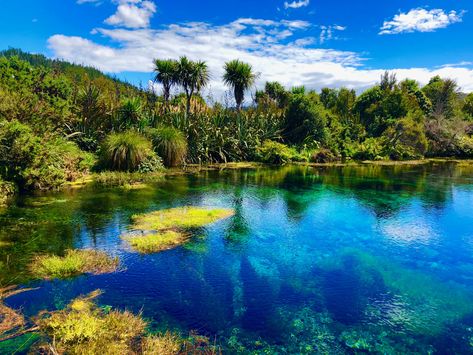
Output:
[{"xmin": 2, "ymin": 162, "xmax": 473, "ymax": 353}]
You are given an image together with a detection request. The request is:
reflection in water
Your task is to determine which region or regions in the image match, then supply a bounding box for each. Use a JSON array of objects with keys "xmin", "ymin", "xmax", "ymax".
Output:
[{"xmin": 1, "ymin": 161, "xmax": 473, "ymax": 353}]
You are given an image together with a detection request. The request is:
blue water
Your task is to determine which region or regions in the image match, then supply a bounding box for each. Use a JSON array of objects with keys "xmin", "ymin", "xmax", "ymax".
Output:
[{"xmin": 2, "ymin": 162, "xmax": 473, "ymax": 353}]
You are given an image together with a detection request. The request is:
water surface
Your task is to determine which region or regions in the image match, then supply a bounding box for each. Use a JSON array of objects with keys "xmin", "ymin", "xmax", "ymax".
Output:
[{"xmin": 2, "ymin": 162, "xmax": 473, "ymax": 353}]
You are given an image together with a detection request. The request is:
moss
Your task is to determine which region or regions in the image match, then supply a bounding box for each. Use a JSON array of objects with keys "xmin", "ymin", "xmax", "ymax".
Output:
[
  {"xmin": 29, "ymin": 249, "xmax": 119, "ymax": 279},
  {"xmin": 131, "ymin": 206, "xmax": 234, "ymax": 232},
  {"xmin": 123, "ymin": 231, "xmax": 190, "ymax": 254}
]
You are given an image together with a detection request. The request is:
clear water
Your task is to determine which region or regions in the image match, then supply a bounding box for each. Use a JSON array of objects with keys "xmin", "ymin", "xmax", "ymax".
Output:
[{"xmin": 2, "ymin": 162, "xmax": 473, "ymax": 353}]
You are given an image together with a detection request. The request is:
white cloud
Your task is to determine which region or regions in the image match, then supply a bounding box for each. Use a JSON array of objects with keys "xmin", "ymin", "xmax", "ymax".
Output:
[
  {"xmin": 380, "ymin": 8, "xmax": 464, "ymax": 35},
  {"xmin": 284, "ymin": 0, "xmax": 309, "ymax": 10},
  {"xmin": 319, "ymin": 25, "xmax": 346, "ymax": 44},
  {"xmin": 105, "ymin": 0, "xmax": 156, "ymax": 28},
  {"xmin": 48, "ymin": 17, "xmax": 473, "ymax": 99}
]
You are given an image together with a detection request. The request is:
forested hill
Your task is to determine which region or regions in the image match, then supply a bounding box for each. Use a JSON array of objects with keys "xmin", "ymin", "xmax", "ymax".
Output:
[{"xmin": 0, "ymin": 48, "xmax": 141, "ymax": 93}]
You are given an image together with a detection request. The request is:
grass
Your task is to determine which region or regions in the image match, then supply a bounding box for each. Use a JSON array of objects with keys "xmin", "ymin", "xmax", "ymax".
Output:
[
  {"xmin": 123, "ymin": 231, "xmax": 190, "ymax": 254},
  {"xmin": 92, "ymin": 171, "xmax": 164, "ymax": 187},
  {"xmin": 131, "ymin": 206, "xmax": 234, "ymax": 232},
  {"xmin": 29, "ymin": 249, "xmax": 119, "ymax": 279},
  {"xmin": 36, "ymin": 290, "xmax": 220, "ymax": 354},
  {"xmin": 122, "ymin": 207, "xmax": 234, "ymax": 254}
]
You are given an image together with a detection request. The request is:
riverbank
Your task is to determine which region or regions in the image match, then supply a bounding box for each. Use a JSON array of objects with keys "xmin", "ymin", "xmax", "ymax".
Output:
[{"xmin": 2, "ymin": 158, "xmax": 473, "ymax": 206}]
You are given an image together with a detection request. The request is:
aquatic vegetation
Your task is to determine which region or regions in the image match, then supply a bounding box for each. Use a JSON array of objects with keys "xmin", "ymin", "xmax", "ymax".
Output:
[
  {"xmin": 123, "ymin": 231, "xmax": 189, "ymax": 254},
  {"xmin": 29, "ymin": 249, "xmax": 119, "ymax": 279},
  {"xmin": 123, "ymin": 207, "xmax": 234, "ymax": 253},
  {"xmin": 130, "ymin": 207, "xmax": 234, "ymax": 232},
  {"xmin": 36, "ymin": 290, "xmax": 219, "ymax": 354}
]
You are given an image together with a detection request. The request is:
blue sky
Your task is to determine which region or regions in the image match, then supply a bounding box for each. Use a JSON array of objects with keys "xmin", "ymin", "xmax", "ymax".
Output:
[{"xmin": 1, "ymin": 0, "xmax": 472, "ymax": 97}]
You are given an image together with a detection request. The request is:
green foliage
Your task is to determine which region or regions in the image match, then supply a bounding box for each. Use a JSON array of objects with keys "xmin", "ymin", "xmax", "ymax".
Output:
[
  {"xmin": 223, "ymin": 59, "xmax": 256, "ymax": 110},
  {"xmin": 352, "ymin": 137, "xmax": 386, "ymax": 161},
  {"xmin": 0, "ymin": 179, "xmax": 16, "ymax": 205},
  {"xmin": 175, "ymin": 56, "xmax": 210, "ymax": 115},
  {"xmin": 100, "ymin": 131, "xmax": 154, "ymax": 172},
  {"xmin": 30, "ymin": 249, "xmax": 119, "ymax": 279},
  {"xmin": 146, "ymin": 125, "xmax": 188, "ymax": 167},
  {"xmin": 256, "ymin": 140, "xmax": 302, "ymax": 164},
  {"xmin": 153, "ymin": 59, "xmax": 178, "ymax": 103},
  {"xmin": 284, "ymin": 94, "xmax": 327, "ymax": 144},
  {"xmin": 0, "ymin": 120, "xmax": 95, "ymax": 190},
  {"xmin": 463, "ymin": 93, "xmax": 473, "ymax": 120}
]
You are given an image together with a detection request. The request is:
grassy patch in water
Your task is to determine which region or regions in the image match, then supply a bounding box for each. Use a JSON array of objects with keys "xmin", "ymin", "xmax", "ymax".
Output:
[
  {"xmin": 29, "ymin": 249, "xmax": 119, "ymax": 279},
  {"xmin": 123, "ymin": 231, "xmax": 190, "ymax": 254},
  {"xmin": 131, "ymin": 206, "xmax": 234, "ymax": 231},
  {"xmin": 123, "ymin": 207, "xmax": 234, "ymax": 254},
  {"xmin": 35, "ymin": 289, "xmax": 219, "ymax": 354}
]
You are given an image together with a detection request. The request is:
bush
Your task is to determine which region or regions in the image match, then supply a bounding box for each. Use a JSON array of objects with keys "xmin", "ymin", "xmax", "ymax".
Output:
[
  {"xmin": 310, "ymin": 148, "xmax": 339, "ymax": 163},
  {"xmin": 284, "ymin": 94, "xmax": 327, "ymax": 144},
  {"xmin": 0, "ymin": 120, "xmax": 95, "ymax": 190},
  {"xmin": 352, "ymin": 138, "xmax": 386, "ymax": 161},
  {"xmin": 0, "ymin": 179, "xmax": 16, "ymax": 205},
  {"xmin": 256, "ymin": 140, "xmax": 300, "ymax": 164},
  {"xmin": 100, "ymin": 131, "xmax": 154, "ymax": 172},
  {"xmin": 146, "ymin": 126, "xmax": 187, "ymax": 167}
]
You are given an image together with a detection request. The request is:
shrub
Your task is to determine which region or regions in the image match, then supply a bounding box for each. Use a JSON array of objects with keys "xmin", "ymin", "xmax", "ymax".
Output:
[
  {"xmin": 137, "ymin": 154, "xmax": 165, "ymax": 173},
  {"xmin": 146, "ymin": 126, "xmax": 187, "ymax": 167},
  {"xmin": 0, "ymin": 120, "xmax": 95, "ymax": 190},
  {"xmin": 284, "ymin": 94, "xmax": 327, "ymax": 144},
  {"xmin": 256, "ymin": 140, "xmax": 300, "ymax": 164},
  {"xmin": 310, "ymin": 148, "xmax": 339, "ymax": 163},
  {"xmin": 100, "ymin": 131, "xmax": 154, "ymax": 171},
  {"xmin": 352, "ymin": 138, "xmax": 386, "ymax": 161},
  {"xmin": 0, "ymin": 179, "xmax": 16, "ymax": 205}
]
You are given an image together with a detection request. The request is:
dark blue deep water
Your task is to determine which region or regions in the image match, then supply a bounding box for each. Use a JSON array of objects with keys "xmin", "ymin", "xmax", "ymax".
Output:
[{"xmin": 2, "ymin": 162, "xmax": 473, "ymax": 353}]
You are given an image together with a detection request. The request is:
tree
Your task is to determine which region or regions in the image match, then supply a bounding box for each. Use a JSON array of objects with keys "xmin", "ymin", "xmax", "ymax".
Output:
[
  {"xmin": 175, "ymin": 57, "xmax": 209, "ymax": 116},
  {"xmin": 222, "ymin": 59, "xmax": 256, "ymax": 111},
  {"xmin": 462, "ymin": 93, "xmax": 473, "ymax": 120},
  {"xmin": 265, "ymin": 81, "xmax": 290, "ymax": 108},
  {"xmin": 422, "ymin": 76, "xmax": 459, "ymax": 120},
  {"xmin": 284, "ymin": 94, "xmax": 327, "ymax": 144},
  {"xmin": 153, "ymin": 59, "xmax": 178, "ymax": 104}
]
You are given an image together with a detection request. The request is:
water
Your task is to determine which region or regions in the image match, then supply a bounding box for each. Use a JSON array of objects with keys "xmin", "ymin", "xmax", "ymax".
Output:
[{"xmin": 1, "ymin": 162, "xmax": 473, "ymax": 353}]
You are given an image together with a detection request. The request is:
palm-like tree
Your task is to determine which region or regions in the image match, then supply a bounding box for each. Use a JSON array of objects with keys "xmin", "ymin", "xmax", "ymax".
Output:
[
  {"xmin": 153, "ymin": 59, "xmax": 178, "ymax": 104},
  {"xmin": 223, "ymin": 60, "xmax": 256, "ymax": 111},
  {"xmin": 176, "ymin": 56, "xmax": 210, "ymax": 116}
]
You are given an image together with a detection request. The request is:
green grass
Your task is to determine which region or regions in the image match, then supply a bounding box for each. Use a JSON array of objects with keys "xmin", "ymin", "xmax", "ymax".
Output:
[
  {"xmin": 123, "ymin": 231, "xmax": 190, "ymax": 254},
  {"xmin": 131, "ymin": 206, "xmax": 234, "ymax": 231},
  {"xmin": 122, "ymin": 207, "xmax": 234, "ymax": 254},
  {"xmin": 30, "ymin": 249, "xmax": 119, "ymax": 279}
]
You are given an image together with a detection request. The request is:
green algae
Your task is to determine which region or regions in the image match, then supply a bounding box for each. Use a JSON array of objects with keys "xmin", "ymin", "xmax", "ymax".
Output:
[{"xmin": 29, "ymin": 249, "xmax": 119, "ymax": 279}]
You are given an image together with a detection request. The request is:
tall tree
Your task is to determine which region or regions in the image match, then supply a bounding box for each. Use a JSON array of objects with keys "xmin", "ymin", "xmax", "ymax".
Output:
[
  {"xmin": 176, "ymin": 56, "xmax": 209, "ymax": 116},
  {"xmin": 222, "ymin": 59, "xmax": 256, "ymax": 111},
  {"xmin": 153, "ymin": 59, "xmax": 178, "ymax": 104}
]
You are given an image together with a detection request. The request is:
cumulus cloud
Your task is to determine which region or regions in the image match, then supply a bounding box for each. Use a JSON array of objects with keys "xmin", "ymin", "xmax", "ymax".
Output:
[
  {"xmin": 284, "ymin": 0, "xmax": 309, "ymax": 10},
  {"xmin": 48, "ymin": 17, "xmax": 473, "ymax": 99},
  {"xmin": 105, "ymin": 0, "xmax": 156, "ymax": 28},
  {"xmin": 380, "ymin": 8, "xmax": 464, "ymax": 35}
]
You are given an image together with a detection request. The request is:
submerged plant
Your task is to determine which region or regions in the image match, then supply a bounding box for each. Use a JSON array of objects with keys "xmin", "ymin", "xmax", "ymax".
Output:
[
  {"xmin": 29, "ymin": 249, "xmax": 119, "ymax": 279},
  {"xmin": 35, "ymin": 290, "xmax": 219, "ymax": 354}
]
